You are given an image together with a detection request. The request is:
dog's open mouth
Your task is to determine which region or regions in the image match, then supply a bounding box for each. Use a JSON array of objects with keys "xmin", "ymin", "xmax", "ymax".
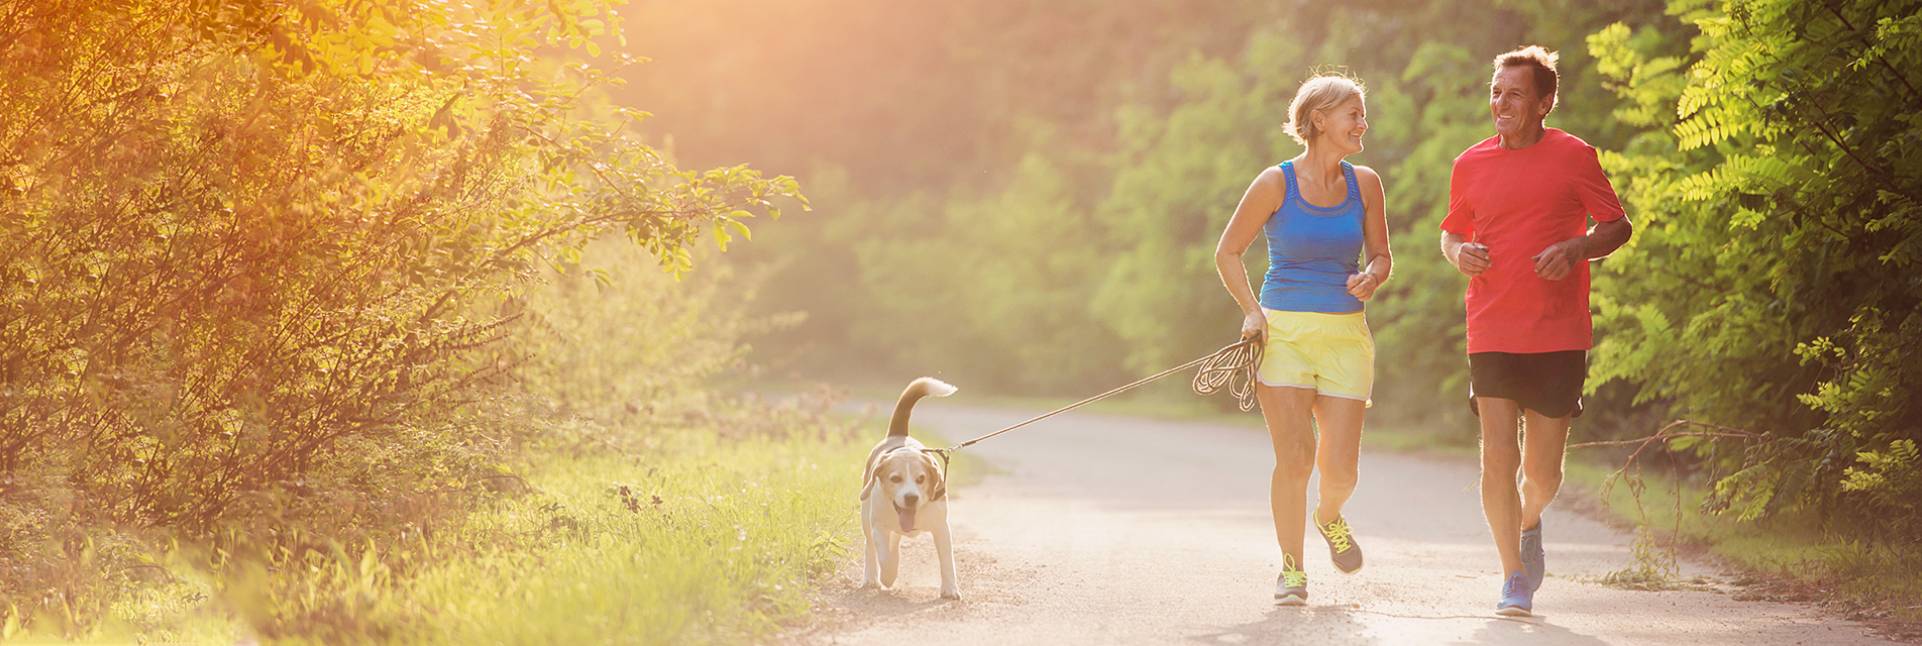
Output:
[{"xmin": 895, "ymin": 503, "xmax": 918, "ymax": 531}]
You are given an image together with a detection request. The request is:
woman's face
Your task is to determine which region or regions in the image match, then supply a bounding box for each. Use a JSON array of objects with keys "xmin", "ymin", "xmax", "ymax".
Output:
[{"xmin": 1316, "ymin": 95, "xmax": 1368, "ymax": 155}]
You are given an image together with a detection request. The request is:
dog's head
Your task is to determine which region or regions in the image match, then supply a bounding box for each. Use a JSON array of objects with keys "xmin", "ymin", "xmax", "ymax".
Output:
[{"xmin": 860, "ymin": 448, "xmax": 946, "ymax": 531}]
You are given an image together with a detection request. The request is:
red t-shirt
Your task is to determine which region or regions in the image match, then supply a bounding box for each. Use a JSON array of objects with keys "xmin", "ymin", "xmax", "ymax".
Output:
[{"xmin": 1440, "ymin": 128, "xmax": 1626, "ymax": 354}]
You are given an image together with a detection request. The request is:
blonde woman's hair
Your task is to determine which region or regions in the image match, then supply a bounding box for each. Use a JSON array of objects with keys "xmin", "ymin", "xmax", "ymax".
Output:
[{"xmin": 1284, "ymin": 73, "xmax": 1366, "ymax": 147}]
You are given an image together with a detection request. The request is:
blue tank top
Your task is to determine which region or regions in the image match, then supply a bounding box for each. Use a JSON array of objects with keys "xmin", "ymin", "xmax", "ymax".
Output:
[{"xmin": 1259, "ymin": 160, "xmax": 1365, "ymax": 313}]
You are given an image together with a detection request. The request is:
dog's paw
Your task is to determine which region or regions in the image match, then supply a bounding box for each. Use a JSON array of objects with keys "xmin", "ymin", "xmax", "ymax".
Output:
[
  {"xmin": 939, "ymin": 588, "xmax": 962, "ymax": 601},
  {"xmin": 858, "ymin": 580, "xmax": 881, "ymax": 590}
]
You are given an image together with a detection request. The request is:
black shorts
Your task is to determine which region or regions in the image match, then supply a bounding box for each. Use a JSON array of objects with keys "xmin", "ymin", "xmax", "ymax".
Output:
[{"xmin": 1467, "ymin": 351, "xmax": 1586, "ymax": 419}]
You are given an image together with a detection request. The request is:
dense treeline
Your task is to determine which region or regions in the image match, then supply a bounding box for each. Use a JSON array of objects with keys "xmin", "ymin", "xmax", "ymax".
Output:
[{"xmin": 630, "ymin": 0, "xmax": 1918, "ymax": 541}]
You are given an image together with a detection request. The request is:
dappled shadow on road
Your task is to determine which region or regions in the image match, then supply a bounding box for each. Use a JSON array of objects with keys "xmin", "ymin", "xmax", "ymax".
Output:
[
  {"xmin": 822, "ymin": 584, "xmax": 969, "ymax": 622},
  {"xmin": 783, "ymin": 582, "xmax": 973, "ymax": 645},
  {"xmin": 1187, "ymin": 606, "xmax": 1376, "ymax": 645},
  {"xmin": 1456, "ymin": 615, "xmax": 1610, "ymax": 645},
  {"xmin": 1192, "ymin": 606, "xmax": 1611, "ymax": 645}
]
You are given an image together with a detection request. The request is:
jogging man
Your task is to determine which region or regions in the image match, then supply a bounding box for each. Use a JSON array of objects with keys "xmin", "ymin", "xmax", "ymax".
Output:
[{"xmin": 1439, "ymin": 45, "xmax": 1634, "ymax": 617}]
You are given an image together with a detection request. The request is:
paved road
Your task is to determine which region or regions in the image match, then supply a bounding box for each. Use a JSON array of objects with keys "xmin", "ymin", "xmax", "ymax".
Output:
[{"xmin": 788, "ymin": 403, "xmax": 1895, "ymax": 645}]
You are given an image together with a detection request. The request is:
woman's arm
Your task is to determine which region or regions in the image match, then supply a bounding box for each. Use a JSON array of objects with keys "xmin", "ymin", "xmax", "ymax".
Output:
[
  {"xmin": 1348, "ymin": 165, "xmax": 1392, "ymax": 301},
  {"xmin": 1215, "ymin": 168, "xmax": 1286, "ymax": 340}
]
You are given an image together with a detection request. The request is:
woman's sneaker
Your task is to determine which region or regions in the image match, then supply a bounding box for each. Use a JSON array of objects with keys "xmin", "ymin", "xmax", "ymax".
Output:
[
  {"xmin": 1316, "ymin": 513, "xmax": 1364, "ymax": 574},
  {"xmin": 1274, "ymin": 554, "xmax": 1309, "ymax": 606},
  {"xmin": 1495, "ymin": 572, "xmax": 1534, "ymax": 617}
]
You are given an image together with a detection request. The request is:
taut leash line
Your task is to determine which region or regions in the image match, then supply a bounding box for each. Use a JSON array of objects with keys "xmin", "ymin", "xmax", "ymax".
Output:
[{"xmin": 928, "ymin": 338, "xmax": 1264, "ymax": 464}]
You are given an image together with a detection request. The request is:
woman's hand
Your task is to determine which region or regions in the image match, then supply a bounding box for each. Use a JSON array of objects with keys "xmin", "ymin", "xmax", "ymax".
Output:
[
  {"xmin": 1346, "ymin": 272, "xmax": 1381, "ymax": 301},
  {"xmin": 1240, "ymin": 310, "xmax": 1267, "ymax": 343}
]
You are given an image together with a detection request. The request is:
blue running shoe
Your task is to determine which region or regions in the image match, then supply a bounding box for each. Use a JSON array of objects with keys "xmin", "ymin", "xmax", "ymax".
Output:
[
  {"xmin": 1520, "ymin": 520, "xmax": 1545, "ymax": 592},
  {"xmin": 1496, "ymin": 572, "xmax": 1534, "ymax": 617}
]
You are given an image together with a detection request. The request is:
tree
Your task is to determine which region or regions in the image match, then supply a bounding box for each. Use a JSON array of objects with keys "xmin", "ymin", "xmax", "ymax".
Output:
[
  {"xmin": 0, "ymin": 0, "xmax": 799, "ymax": 627},
  {"xmin": 1587, "ymin": 0, "xmax": 1921, "ymax": 534}
]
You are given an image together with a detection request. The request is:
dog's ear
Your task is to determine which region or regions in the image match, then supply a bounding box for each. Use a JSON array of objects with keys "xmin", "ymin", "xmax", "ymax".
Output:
[
  {"xmin": 921, "ymin": 451, "xmax": 947, "ymax": 502},
  {"xmin": 860, "ymin": 461, "xmax": 883, "ymax": 501}
]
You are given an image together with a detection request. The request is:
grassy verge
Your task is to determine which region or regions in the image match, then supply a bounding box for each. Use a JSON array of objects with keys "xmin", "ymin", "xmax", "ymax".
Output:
[
  {"xmin": 1351, "ymin": 423, "xmax": 1919, "ymax": 633},
  {"xmin": 13, "ymin": 424, "xmax": 880, "ymax": 645},
  {"xmin": 1560, "ymin": 457, "xmax": 1922, "ymax": 630},
  {"xmin": 1351, "ymin": 423, "xmax": 1921, "ymax": 635},
  {"xmin": 370, "ymin": 432, "xmax": 867, "ymax": 645}
]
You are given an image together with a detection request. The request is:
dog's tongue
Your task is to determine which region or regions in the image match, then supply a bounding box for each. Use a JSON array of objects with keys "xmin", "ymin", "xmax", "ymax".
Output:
[{"xmin": 897, "ymin": 506, "xmax": 916, "ymax": 532}]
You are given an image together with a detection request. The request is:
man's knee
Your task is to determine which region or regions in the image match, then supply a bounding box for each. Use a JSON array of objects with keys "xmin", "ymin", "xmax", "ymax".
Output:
[
  {"xmin": 1480, "ymin": 437, "xmax": 1521, "ymax": 471},
  {"xmin": 1524, "ymin": 462, "xmax": 1564, "ymax": 494}
]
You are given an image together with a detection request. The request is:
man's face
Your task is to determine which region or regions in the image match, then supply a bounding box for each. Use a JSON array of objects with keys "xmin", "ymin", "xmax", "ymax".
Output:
[{"xmin": 1489, "ymin": 65, "xmax": 1548, "ymax": 139}]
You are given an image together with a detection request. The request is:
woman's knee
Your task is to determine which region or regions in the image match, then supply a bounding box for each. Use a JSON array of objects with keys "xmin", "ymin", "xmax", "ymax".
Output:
[
  {"xmin": 1272, "ymin": 452, "xmax": 1315, "ymax": 482},
  {"xmin": 1272, "ymin": 445, "xmax": 1315, "ymax": 483},
  {"xmin": 1319, "ymin": 462, "xmax": 1359, "ymax": 493}
]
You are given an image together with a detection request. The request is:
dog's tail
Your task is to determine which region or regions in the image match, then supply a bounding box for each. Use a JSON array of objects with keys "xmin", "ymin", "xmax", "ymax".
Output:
[{"xmin": 887, "ymin": 377, "xmax": 957, "ymax": 438}]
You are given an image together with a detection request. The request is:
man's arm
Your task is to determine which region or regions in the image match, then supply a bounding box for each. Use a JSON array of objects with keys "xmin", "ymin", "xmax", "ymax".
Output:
[
  {"xmin": 1583, "ymin": 215, "xmax": 1632, "ymax": 259},
  {"xmin": 1533, "ymin": 215, "xmax": 1633, "ymax": 280}
]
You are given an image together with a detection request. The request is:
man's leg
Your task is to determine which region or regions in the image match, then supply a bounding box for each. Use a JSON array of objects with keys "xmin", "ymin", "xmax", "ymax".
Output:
[
  {"xmin": 1477, "ymin": 396, "xmax": 1525, "ymax": 578},
  {"xmin": 1519, "ymin": 409, "xmax": 1571, "ymax": 529}
]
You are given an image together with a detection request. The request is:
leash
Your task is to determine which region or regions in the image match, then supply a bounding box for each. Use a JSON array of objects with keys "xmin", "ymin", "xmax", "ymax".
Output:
[{"xmin": 925, "ymin": 337, "xmax": 1264, "ymax": 467}]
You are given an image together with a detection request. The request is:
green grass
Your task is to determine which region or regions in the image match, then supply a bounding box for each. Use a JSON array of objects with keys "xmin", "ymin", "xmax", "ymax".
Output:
[
  {"xmin": 1355, "ymin": 422, "xmax": 1920, "ymax": 629},
  {"xmin": 14, "ymin": 428, "xmax": 878, "ymax": 645},
  {"xmin": 367, "ymin": 433, "xmax": 865, "ymax": 645},
  {"xmin": 1562, "ymin": 457, "xmax": 1922, "ymax": 626}
]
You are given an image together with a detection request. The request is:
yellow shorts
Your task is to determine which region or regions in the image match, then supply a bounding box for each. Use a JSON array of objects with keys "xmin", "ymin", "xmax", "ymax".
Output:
[{"xmin": 1258, "ymin": 309, "xmax": 1375, "ymax": 404}]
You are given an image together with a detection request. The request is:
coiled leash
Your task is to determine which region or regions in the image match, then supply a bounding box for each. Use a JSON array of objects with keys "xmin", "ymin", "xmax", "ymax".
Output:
[{"xmin": 925, "ymin": 337, "xmax": 1264, "ymax": 468}]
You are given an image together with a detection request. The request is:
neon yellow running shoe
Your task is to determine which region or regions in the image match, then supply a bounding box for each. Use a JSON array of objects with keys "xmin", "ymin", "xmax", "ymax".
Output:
[
  {"xmin": 1274, "ymin": 553, "xmax": 1308, "ymax": 606},
  {"xmin": 1316, "ymin": 514, "xmax": 1365, "ymax": 574}
]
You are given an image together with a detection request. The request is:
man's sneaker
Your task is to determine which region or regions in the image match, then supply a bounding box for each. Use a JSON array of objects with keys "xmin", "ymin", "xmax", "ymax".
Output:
[
  {"xmin": 1520, "ymin": 520, "xmax": 1545, "ymax": 592},
  {"xmin": 1316, "ymin": 513, "xmax": 1365, "ymax": 574},
  {"xmin": 1495, "ymin": 572, "xmax": 1534, "ymax": 617},
  {"xmin": 1274, "ymin": 554, "xmax": 1309, "ymax": 606}
]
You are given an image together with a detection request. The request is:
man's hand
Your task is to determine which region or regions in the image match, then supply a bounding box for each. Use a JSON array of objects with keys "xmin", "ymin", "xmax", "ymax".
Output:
[
  {"xmin": 1450, "ymin": 242, "xmax": 1491, "ymax": 277},
  {"xmin": 1346, "ymin": 272, "xmax": 1381, "ymax": 301},
  {"xmin": 1532, "ymin": 237, "xmax": 1585, "ymax": 281}
]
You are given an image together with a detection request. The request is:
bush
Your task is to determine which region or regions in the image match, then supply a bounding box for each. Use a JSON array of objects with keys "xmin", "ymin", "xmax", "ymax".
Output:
[{"xmin": 0, "ymin": 0, "xmax": 799, "ymax": 637}]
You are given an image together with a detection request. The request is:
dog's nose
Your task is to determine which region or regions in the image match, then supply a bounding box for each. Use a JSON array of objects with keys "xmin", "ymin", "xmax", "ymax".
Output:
[{"xmin": 902, "ymin": 493, "xmax": 919, "ymax": 507}]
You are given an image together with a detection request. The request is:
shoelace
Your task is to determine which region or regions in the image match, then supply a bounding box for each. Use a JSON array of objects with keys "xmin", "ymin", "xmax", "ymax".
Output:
[
  {"xmin": 1280, "ymin": 554, "xmax": 1307, "ymax": 589},
  {"xmin": 1321, "ymin": 517, "xmax": 1354, "ymax": 553},
  {"xmin": 1503, "ymin": 573, "xmax": 1529, "ymax": 598}
]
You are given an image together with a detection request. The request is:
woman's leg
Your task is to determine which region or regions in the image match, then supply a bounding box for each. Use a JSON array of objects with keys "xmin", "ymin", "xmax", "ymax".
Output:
[
  {"xmin": 1257, "ymin": 384, "xmax": 1319, "ymax": 568},
  {"xmin": 1310, "ymin": 396, "xmax": 1366, "ymax": 525}
]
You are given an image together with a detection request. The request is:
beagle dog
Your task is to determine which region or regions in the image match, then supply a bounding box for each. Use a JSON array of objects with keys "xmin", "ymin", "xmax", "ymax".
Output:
[{"xmin": 859, "ymin": 377, "xmax": 960, "ymax": 599}]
